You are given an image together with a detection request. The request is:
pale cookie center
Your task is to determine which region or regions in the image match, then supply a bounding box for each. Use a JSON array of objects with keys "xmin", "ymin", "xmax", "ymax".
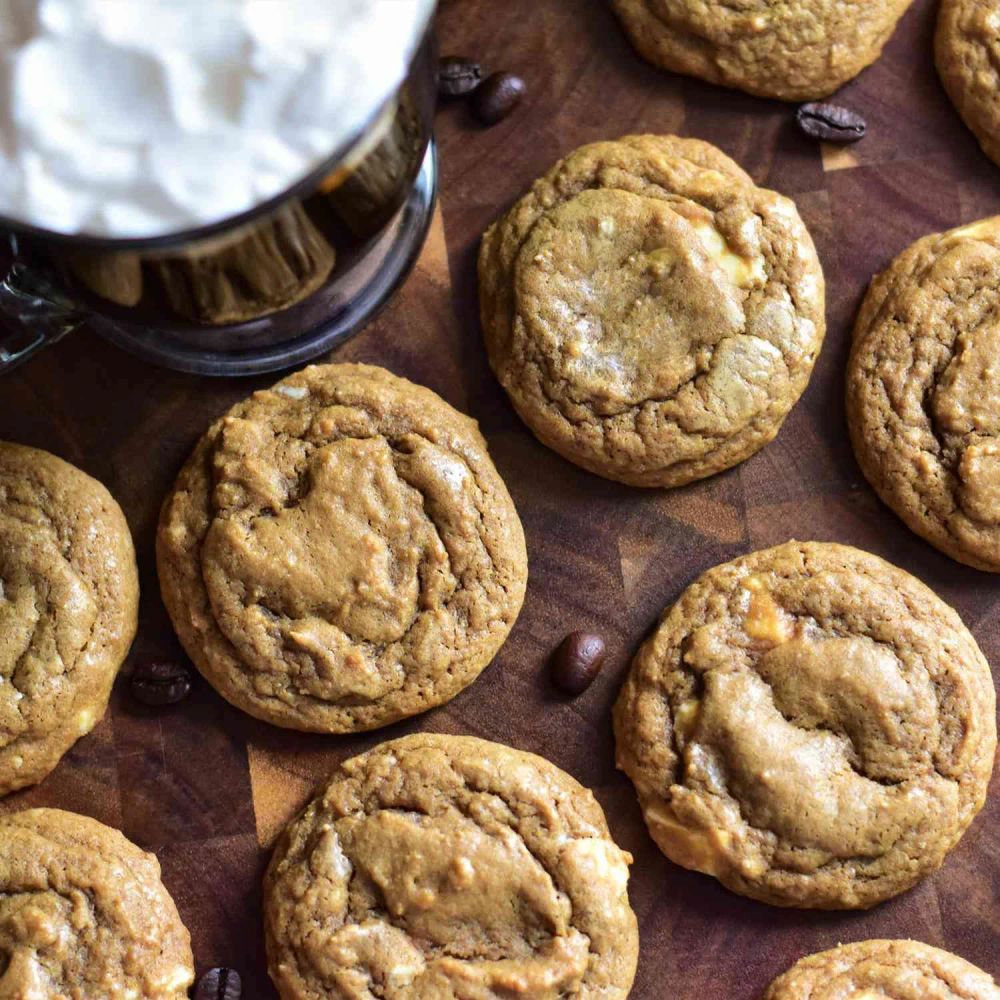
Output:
[
  {"xmin": 304, "ymin": 810, "xmax": 591, "ymax": 996},
  {"xmin": 342, "ymin": 810, "xmax": 568, "ymax": 953},
  {"xmin": 933, "ymin": 323, "xmax": 1000, "ymax": 523},
  {"xmin": 202, "ymin": 436, "xmax": 456, "ymax": 702},
  {"xmin": 755, "ymin": 636, "xmax": 936, "ymax": 779},
  {"xmin": 516, "ymin": 187, "xmax": 766, "ymax": 411},
  {"xmin": 675, "ymin": 582, "xmax": 944, "ymax": 862}
]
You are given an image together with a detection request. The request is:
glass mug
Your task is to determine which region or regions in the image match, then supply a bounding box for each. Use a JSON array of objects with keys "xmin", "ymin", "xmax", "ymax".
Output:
[{"xmin": 0, "ymin": 23, "xmax": 437, "ymax": 377}]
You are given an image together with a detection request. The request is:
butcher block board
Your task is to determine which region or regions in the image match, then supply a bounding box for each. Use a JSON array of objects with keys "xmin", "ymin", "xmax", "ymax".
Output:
[{"xmin": 2, "ymin": 0, "xmax": 999, "ymax": 995}]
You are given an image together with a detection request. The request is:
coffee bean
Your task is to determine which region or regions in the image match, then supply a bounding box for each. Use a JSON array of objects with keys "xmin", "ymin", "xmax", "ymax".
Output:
[
  {"xmin": 130, "ymin": 661, "xmax": 191, "ymax": 706},
  {"xmin": 194, "ymin": 968, "xmax": 241, "ymax": 1000},
  {"xmin": 471, "ymin": 72, "xmax": 526, "ymax": 126},
  {"xmin": 551, "ymin": 632, "xmax": 607, "ymax": 695},
  {"xmin": 796, "ymin": 102, "xmax": 866, "ymax": 143},
  {"xmin": 438, "ymin": 56, "xmax": 483, "ymax": 99}
]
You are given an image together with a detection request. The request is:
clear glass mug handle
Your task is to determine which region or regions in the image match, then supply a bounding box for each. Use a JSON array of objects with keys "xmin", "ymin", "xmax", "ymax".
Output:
[{"xmin": 0, "ymin": 235, "xmax": 82, "ymax": 374}]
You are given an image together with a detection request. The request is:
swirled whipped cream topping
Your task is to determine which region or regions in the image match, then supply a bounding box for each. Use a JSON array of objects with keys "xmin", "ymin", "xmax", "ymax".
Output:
[{"xmin": 0, "ymin": 0, "xmax": 434, "ymax": 239}]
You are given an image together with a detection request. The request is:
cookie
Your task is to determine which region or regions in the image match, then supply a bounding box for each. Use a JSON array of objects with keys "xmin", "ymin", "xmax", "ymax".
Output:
[
  {"xmin": 613, "ymin": 540, "xmax": 997, "ymax": 909},
  {"xmin": 765, "ymin": 940, "xmax": 1000, "ymax": 999},
  {"xmin": 0, "ymin": 443, "xmax": 138, "ymax": 795},
  {"xmin": 478, "ymin": 135, "xmax": 825, "ymax": 488},
  {"xmin": 263, "ymin": 733, "xmax": 639, "ymax": 999},
  {"xmin": 937, "ymin": 0, "xmax": 1000, "ymax": 169},
  {"xmin": 157, "ymin": 364, "xmax": 527, "ymax": 733},
  {"xmin": 848, "ymin": 217, "xmax": 1000, "ymax": 571},
  {"xmin": 0, "ymin": 808, "xmax": 194, "ymax": 997},
  {"xmin": 611, "ymin": 1, "xmax": 914, "ymax": 101}
]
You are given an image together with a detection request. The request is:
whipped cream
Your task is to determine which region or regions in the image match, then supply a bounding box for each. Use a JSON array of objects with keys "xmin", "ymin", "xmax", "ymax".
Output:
[{"xmin": 0, "ymin": 0, "xmax": 434, "ymax": 239}]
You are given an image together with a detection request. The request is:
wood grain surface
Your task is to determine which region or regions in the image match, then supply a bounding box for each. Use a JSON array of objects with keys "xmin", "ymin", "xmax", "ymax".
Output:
[{"xmin": 2, "ymin": 0, "xmax": 1000, "ymax": 996}]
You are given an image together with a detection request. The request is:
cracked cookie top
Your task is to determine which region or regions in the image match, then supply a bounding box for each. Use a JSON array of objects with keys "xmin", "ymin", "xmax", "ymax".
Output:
[
  {"xmin": 611, "ymin": 1, "xmax": 915, "ymax": 101},
  {"xmin": 848, "ymin": 217, "xmax": 1000, "ymax": 571},
  {"xmin": 478, "ymin": 135, "xmax": 825, "ymax": 488},
  {"xmin": 263, "ymin": 734, "xmax": 638, "ymax": 1000},
  {"xmin": 765, "ymin": 940, "xmax": 1000, "ymax": 999},
  {"xmin": 937, "ymin": 0, "xmax": 1000, "ymax": 169},
  {"xmin": 157, "ymin": 364, "xmax": 527, "ymax": 733},
  {"xmin": 613, "ymin": 541, "xmax": 997, "ymax": 909},
  {"xmin": 0, "ymin": 443, "xmax": 138, "ymax": 796},
  {"xmin": 0, "ymin": 809, "xmax": 193, "ymax": 998}
]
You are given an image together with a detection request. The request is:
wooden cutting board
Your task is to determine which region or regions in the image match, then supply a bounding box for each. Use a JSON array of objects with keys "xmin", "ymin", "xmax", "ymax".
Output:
[{"xmin": 2, "ymin": 0, "xmax": 998, "ymax": 995}]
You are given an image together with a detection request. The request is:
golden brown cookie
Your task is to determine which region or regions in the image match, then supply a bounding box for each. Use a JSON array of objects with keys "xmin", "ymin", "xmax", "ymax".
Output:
[
  {"xmin": 263, "ymin": 733, "xmax": 638, "ymax": 1000},
  {"xmin": 478, "ymin": 135, "xmax": 825, "ymax": 488},
  {"xmin": 614, "ymin": 540, "xmax": 997, "ymax": 909},
  {"xmin": 848, "ymin": 217, "xmax": 1000, "ymax": 571},
  {"xmin": 0, "ymin": 808, "xmax": 194, "ymax": 997},
  {"xmin": 612, "ymin": 1, "xmax": 915, "ymax": 101},
  {"xmin": 0, "ymin": 443, "xmax": 138, "ymax": 796},
  {"xmin": 765, "ymin": 940, "xmax": 1000, "ymax": 999},
  {"xmin": 937, "ymin": 0, "xmax": 1000, "ymax": 169},
  {"xmin": 157, "ymin": 364, "xmax": 527, "ymax": 733}
]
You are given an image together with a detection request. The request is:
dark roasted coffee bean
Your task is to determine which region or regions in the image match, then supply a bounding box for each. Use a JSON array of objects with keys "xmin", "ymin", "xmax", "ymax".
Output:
[
  {"xmin": 471, "ymin": 72, "xmax": 526, "ymax": 125},
  {"xmin": 551, "ymin": 632, "xmax": 607, "ymax": 695},
  {"xmin": 194, "ymin": 967, "xmax": 242, "ymax": 1000},
  {"xmin": 130, "ymin": 661, "xmax": 192, "ymax": 706},
  {"xmin": 796, "ymin": 102, "xmax": 866, "ymax": 143},
  {"xmin": 438, "ymin": 56, "xmax": 483, "ymax": 99}
]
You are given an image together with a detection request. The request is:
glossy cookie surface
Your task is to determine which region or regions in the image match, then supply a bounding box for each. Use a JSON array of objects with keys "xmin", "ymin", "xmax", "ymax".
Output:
[
  {"xmin": 0, "ymin": 442, "xmax": 138, "ymax": 795},
  {"xmin": 264, "ymin": 733, "xmax": 639, "ymax": 999},
  {"xmin": 614, "ymin": 540, "xmax": 997, "ymax": 908},
  {"xmin": 0, "ymin": 808, "xmax": 194, "ymax": 997},
  {"xmin": 157, "ymin": 363, "xmax": 527, "ymax": 733},
  {"xmin": 612, "ymin": 0, "xmax": 915, "ymax": 100},
  {"xmin": 479, "ymin": 135, "xmax": 825, "ymax": 488},
  {"xmin": 848, "ymin": 217, "xmax": 1000, "ymax": 571},
  {"xmin": 937, "ymin": 0, "xmax": 1000, "ymax": 169}
]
